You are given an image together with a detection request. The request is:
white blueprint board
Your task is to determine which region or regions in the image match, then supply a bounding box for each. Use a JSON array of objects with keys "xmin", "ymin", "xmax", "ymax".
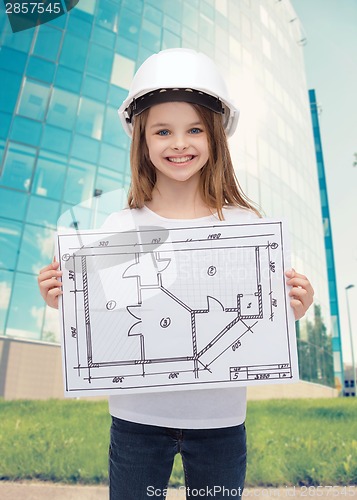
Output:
[{"xmin": 57, "ymin": 219, "xmax": 298, "ymax": 397}]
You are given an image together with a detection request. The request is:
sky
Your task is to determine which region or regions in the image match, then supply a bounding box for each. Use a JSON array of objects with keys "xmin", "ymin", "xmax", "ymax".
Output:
[{"xmin": 291, "ymin": 0, "xmax": 357, "ymax": 366}]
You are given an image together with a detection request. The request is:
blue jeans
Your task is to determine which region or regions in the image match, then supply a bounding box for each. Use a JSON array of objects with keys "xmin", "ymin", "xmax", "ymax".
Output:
[{"xmin": 109, "ymin": 416, "xmax": 247, "ymax": 500}]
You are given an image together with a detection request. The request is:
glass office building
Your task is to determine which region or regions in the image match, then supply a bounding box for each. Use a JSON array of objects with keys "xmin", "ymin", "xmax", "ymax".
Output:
[{"xmin": 0, "ymin": 0, "xmax": 336, "ymax": 387}]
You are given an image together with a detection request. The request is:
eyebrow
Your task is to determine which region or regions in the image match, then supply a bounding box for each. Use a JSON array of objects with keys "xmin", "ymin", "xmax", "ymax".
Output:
[{"xmin": 149, "ymin": 121, "xmax": 203, "ymax": 129}]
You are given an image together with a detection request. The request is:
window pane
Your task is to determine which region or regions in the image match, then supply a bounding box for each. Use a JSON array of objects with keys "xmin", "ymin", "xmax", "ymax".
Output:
[
  {"xmin": 99, "ymin": 143, "xmax": 127, "ymax": 171},
  {"xmin": 17, "ymin": 224, "xmax": 54, "ymax": 274},
  {"xmin": 76, "ymin": 97, "xmax": 104, "ymax": 139},
  {"xmin": 0, "ymin": 143, "xmax": 36, "ymax": 191},
  {"xmin": 32, "ymin": 151, "xmax": 67, "ymax": 200},
  {"xmin": 144, "ymin": 4, "xmax": 163, "ymax": 25},
  {"xmin": 87, "ymin": 43, "xmax": 113, "ymax": 80},
  {"xmin": 95, "ymin": 166, "xmax": 123, "ymax": 195},
  {"xmin": 111, "ymin": 54, "xmax": 135, "ymax": 89},
  {"xmin": 10, "ymin": 116, "xmax": 42, "ymax": 147},
  {"xmin": 0, "ymin": 112, "xmax": 11, "ymax": 139},
  {"xmin": 141, "ymin": 19, "xmax": 161, "ymax": 51},
  {"xmin": 2, "ymin": 28, "xmax": 34, "ymax": 53},
  {"xmin": 67, "ymin": 11, "xmax": 92, "ymax": 39},
  {"xmin": 63, "ymin": 159, "xmax": 96, "ymax": 204},
  {"xmin": 96, "ymin": 0, "xmax": 120, "ymax": 31},
  {"xmin": 71, "ymin": 134, "xmax": 100, "ymax": 163},
  {"xmin": 26, "ymin": 196, "xmax": 59, "ymax": 228},
  {"xmin": 92, "ymin": 25, "xmax": 116, "ymax": 48},
  {"xmin": 82, "ymin": 75, "xmax": 108, "ymax": 102},
  {"xmin": 17, "ymin": 79, "xmax": 51, "ymax": 121},
  {"xmin": 42, "ymin": 306, "xmax": 60, "ymax": 343},
  {"xmin": 123, "ymin": 0, "xmax": 143, "ymax": 15},
  {"xmin": 26, "ymin": 56, "xmax": 56, "ymax": 83},
  {"xmin": 118, "ymin": 10, "xmax": 141, "ymax": 43},
  {"xmin": 0, "ymin": 218, "xmax": 22, "ymax": 270},
  {"xmin": 107, "ymin": 84, "xmax": 127, "ymax": 108},
  {"xmin": 0, "ymin": 47, "xmax": 27, "ymax": 74},
  {"xmin": 33, "ymin": 25, "xmax": 63, "ymax": 61},
  {"xmin": 41, "ymin": 124, "xmax": 72, "ymax": 155},
  {"xmin": 6, "ymin": 272, "xmax": 46, "ymax": 340},
  {"xmin": 59, "ymin": 33, "xmax": 88, "ymax": 71},
  {"xmin": 0, "ymin": 270, "xmax": 13, "ymax": 331},
  {"xmin": 102, "ymin": 106, "xmax": 123, "ymax": 146},
  {"xmin": 55, "ymin": 65, "xmax": 82, "ymax": 93},
  {"xmin": 0, "ymin": 69, "xmax": 22, "ymax": 113},
  {"xmin": 0, "ymin": 188, "xmax": 27, "ymax": 221},
  {"xmin": 58, "ymin": 202, "xmax": 92, "ymax": 230},
  {"xmin": 116, "ymin": 36, "xmax": 138, "ymax": 60},
  {"xmin": 47, "ymin": 88, "xmax": 79, "ymax": 130}
]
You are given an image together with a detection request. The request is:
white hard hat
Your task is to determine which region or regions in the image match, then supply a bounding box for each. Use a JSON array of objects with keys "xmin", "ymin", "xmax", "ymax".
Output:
[{"xmin": 118, "ymin": 48, "xmax": 239, "ymax": 137}]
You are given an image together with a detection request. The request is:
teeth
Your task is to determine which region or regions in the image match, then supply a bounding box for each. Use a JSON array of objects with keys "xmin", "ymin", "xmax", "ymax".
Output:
[{"xmin": 167, "ymin": 156, "xmax": 193, "ymax": 163}]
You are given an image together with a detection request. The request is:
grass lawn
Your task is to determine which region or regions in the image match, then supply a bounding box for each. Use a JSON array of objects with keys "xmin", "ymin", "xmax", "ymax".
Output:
[{"xmin": 0, "ymin": 398, "xmax": 356, "ymax": 486}]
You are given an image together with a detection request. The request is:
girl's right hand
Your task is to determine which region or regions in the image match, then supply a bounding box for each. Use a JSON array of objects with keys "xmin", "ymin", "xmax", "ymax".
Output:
[{"xmin": 38, "ymin": 259, "xmax": 63, "ymax": 309}]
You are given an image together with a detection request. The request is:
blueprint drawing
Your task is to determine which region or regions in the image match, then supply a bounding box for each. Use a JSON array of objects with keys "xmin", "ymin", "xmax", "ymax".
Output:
[{"xmin": 57, "ymin": 219, "xmax": 298, "ymax": 397}]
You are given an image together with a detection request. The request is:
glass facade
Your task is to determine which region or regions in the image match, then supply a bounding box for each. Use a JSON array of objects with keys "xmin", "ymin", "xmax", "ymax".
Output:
[{"xmin": 0, "ymin": 0, "xmax": 335, "ymax": 386}]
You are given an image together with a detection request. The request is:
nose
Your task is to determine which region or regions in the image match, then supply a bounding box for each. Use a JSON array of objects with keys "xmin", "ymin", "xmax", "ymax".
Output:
[{"xmin": 172, "ymin": 133, "xmax": 188, "ymax": 151}]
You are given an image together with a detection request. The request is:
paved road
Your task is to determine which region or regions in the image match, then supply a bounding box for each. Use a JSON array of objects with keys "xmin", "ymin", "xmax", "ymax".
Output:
[{"xmin": 0, "ymin": 482, "xmax": 355, "ymax": 499}]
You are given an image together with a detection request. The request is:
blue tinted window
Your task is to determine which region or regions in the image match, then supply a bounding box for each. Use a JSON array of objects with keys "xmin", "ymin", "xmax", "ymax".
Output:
[
  {"xmin": 96, "ymin": 0, "xmax": 120, "ymax": 31},
  {"xmin": 100, "ymin": 143, "xmax": 126, "ymax": 171},
  {"xmin": 2, "ymin": 28, "xmax": 34, "ymax": 53},
  {"xmin": 0, "ymin": 112, "xmax": 12, "ymax": 139},
  {"xmin": 141, "ymin": 19, "xmax": 161, "ymax": 51},
  {"xmin": 17, "ymin": 79, "xmax": 51, "ymax": 121},
  {"xmin": 163, "ymin": 15, "xmax": 181, "ymax": 35},
  {"xmin": 71, "ymin": 134, "xmax": 100, "ymax": 163},
  {"xmin": 0, "ymin": 143, "xmax": 36, "ymax": 191},
  {"xmin": 182, "ymin": 26, "xmax": 198, "ymax": 46},
  {"xmin": 33, "ymin": 25, "xmax": 63, "ymax": 61},
  {"xmin": 0, "ymin": 270, "xmax": 13, "ymax": 331},
  {"xmin": 82, "ymin": 75, "xmax": 108, "ymax": 102},
  {"xmin": 116, "ymin": 36, "xmax": 138, "ymax": 60},
  {"xmin": 6, "ymin": 272, "xmax": 46, "ymax": 339},
  {"xmin": 26, "ymin": 196, "xmax": 59, "ymax": 228},
  {"xmin": 55, "ymin": 65, "xmax": 82, "ymax": 93},
  {"xmin": 76, "ymin": 97, "xmax": 104, "ymax": 139},
  {"xmin": 17, "ymin": 224, "xmax": 55, "ymax": 274},
  {"xmin": 144, "ymin": 4, "xmax": 163, "ymax": 25},
  {"xmin": 67, "ymin": 11, "xmax": 92, "ymax": 38},
  {"xmin": 164, "ymin": 2, "xmax": 182, "ymax": 19},
  {"xmin": 92, "ymin": 24, "xmax": 116, "ymax": 49},
  {"xmin": 183, "ymin": 3, "xmax": 198, "ymax": 30},
  {"xmin": 26, "ymin": 56, "xmax": 56, "ymax": 83},
  {"xmin": 0, "ymin": 188, "xmax": 28, "ymax": 221},
  {"xmin": 32, "ymin": 151, "xmax": 67, "ymax": 200},
  {"xmin": 119, "ymin": 10, "xmax": 141, "ymax": 43},
  {"xmin": 63, "ymin": 159, "xmax": 96, "ymax": 204},
  {"xmin": 108, "ymin": 84, "xmax": 127, "ymax": 107},
  {"xmin": 47, "ymin": 88, "xmax": 79, "ymax": 130},
  {"xmin": 95, "ymin": 166, "xmax": 123, "ymax": 194},
  {"xmin": 87, "ymin": 43, "xmax": 113, "ymax": 80},
  {"xmin": 59, "ymin": 33, "xmax": 88, "ymax": 71},
  {"xmin": 41, "ymin": 124, "xmax": 72, "ymax": 155},
  {"xmin": 11, "ymin": 116, "xmax": 42, "ymax": 147},
  {"xmin": 102, "ymin": 106, "xmax": 123, "ymax": 146},
  {"xmin": 137, "ymin": 46, "xmax": 154, "ymax": 67},
  {"xmin": 199, "ymin": 14, "xmax": 214, "ymax": 40},
  {"xmin": 58, "ymin": 202, "xmax": 92, "ymax": 230},
  {"xmin": 201, "ymin": 1, "xmax": 214, "ymax": 19},
  {"xmin": 162, "ymin": 30, "xmax": 181, "ymax": 49},
  {"xmin": 0, "ymin": 47, "xmax": 27, "ymax": 74},
  {"xmin": 0, "ymin": 69, "xmax": 22, "ymax": 113},
  {"xmin": 0, "ymin": 218, "xmax": 22, "ymax": 270},
  {"xmin": 123, "ymin": 0, "xmax": 143, "ymax": 15}
]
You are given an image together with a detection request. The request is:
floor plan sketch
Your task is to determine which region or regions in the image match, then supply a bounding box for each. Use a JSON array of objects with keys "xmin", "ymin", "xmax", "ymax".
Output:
[{"xmin": 57, "ymin": 220, "xmax": 298, "ymax": 397}]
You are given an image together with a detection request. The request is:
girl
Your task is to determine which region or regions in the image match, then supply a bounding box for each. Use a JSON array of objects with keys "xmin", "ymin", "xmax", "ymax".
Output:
[{"xmin": 38, "ymin": 48, "xmax": 314, "ymax": 499}]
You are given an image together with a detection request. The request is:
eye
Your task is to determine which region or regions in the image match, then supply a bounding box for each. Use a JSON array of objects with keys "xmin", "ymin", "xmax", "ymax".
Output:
[
  {"xmin": 189, "ymin": 128, "xmax": 202, "ymax": 134},
  {"xmin": 157, "ymin": 129, "xmax": 170, "ymax": 136}
]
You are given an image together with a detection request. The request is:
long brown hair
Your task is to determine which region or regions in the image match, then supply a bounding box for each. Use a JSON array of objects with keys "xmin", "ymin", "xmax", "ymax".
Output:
[{"xmin": 127, "ymin": 104, "xmax": 261, "ymax": 220}]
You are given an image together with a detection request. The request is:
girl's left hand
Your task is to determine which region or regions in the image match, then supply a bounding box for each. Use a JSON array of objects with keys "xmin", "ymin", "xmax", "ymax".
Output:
[{"xmin": 285, "ymin": 269, "xmax": 314, "ymax": 321}]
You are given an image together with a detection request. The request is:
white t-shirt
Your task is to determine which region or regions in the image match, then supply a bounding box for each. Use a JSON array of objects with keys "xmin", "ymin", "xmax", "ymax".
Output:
[{"xmin": 103, "ymin": 205, "xmax": 258, "ymax": 429}]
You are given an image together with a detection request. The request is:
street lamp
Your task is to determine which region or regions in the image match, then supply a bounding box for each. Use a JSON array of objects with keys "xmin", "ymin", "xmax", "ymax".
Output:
[{"xmin": 345, "ymin": 284, "xmax": 356, "ymax": 396}]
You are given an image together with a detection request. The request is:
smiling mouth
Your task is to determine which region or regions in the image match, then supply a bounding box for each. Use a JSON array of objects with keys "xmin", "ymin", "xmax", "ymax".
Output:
[{"xmin": 166, "ymin": 155, "xmax": 194, "ymax": 163}]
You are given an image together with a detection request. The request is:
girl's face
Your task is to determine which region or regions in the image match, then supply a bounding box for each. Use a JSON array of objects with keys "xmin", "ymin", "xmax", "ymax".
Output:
[{"xmin": 145, "ymin": 101, "xmax": 209, "ymax": 189}]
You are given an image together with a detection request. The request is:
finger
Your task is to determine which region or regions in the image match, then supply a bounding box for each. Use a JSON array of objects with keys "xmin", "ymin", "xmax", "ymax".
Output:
[
  {"xmin": 39, "ymin": 261, "xmax": 60, "ymax": 274},
  {"xmin": 38, "ymin": 269, "xmax": 62, "ymax": 284},
  {"xmin": 290, "ymin": 299, "xmax": 305, "ymax": 321},
  {"xmin": 47, "ymin": 288, "xmax": 63, "ymax": 309},
  {"xmin": 286, "ymin": 277, "xmax": 314, "ymax": 293},
  {"xmin": 39, "ymin": 278, "xmax": 63, "ymax": 294}
]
